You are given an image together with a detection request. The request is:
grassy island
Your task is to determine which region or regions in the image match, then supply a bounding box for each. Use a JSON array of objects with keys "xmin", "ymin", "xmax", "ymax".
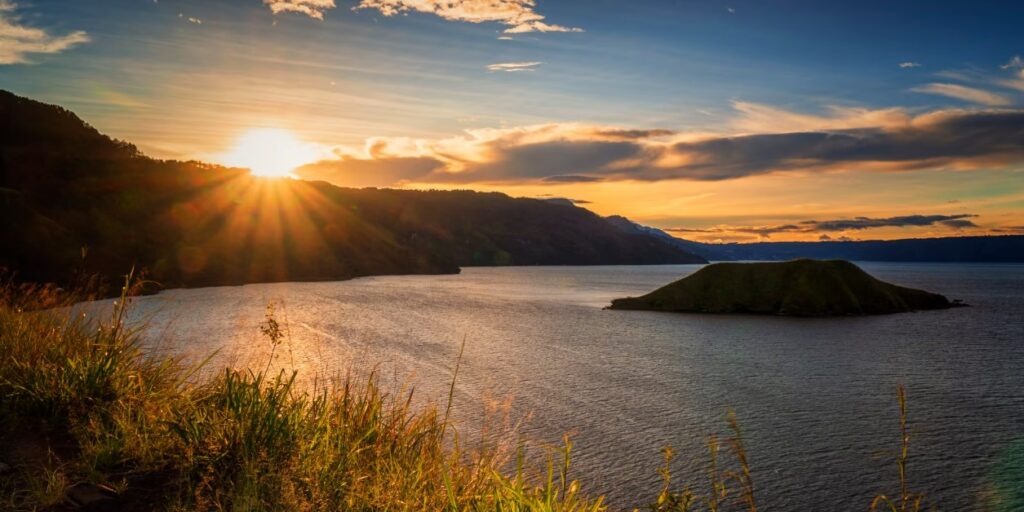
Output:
[{"xmin": 610, "ymin": 259, "xmax": 961, "ymax": 316}]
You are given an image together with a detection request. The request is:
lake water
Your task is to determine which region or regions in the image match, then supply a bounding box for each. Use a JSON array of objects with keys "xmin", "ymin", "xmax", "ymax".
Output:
[{"xmin": 119, "ymin": 263, "xmax": 1024, "ymax": 511}]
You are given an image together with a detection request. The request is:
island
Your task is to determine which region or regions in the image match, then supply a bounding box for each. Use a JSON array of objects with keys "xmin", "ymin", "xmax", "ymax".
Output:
[{"xmin": 609, "ymin": 259, "xmax": 964, "ymax": 316}]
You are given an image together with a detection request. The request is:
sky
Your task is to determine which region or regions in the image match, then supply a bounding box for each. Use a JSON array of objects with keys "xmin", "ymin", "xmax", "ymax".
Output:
[{"xmin": 2, "ymin": 0, "xmax": 1023, "ymax": 242}]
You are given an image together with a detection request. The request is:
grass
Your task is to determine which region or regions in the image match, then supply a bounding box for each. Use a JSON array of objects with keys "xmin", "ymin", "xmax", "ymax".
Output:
[
  {"xmin": 610, "ymin": 259, "xmax": 955, "ymax": 316},
  {"xmin": 0, "ymin": 273, "xmax": 935, "ymax": 511}
]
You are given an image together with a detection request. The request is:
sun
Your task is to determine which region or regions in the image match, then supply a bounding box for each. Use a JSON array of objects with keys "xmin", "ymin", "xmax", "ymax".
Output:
[{"xmin": 220, "ymin": 128, "xmax": 322, "ymax": 178}]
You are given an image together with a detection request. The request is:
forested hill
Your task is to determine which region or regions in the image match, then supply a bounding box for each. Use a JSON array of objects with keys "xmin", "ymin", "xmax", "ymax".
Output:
[{"xmin": 0, "ymin": 90, "xmax": 704, "ymax": 293}]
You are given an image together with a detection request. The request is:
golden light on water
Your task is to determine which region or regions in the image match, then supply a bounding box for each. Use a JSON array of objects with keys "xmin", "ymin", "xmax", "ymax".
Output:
[{"xmin": 220, "ymin": 128, "xmax": 322, "ymax": 178}]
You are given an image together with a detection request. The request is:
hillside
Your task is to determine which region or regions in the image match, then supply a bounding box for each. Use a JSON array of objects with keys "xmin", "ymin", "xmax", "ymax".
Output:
[
  {"xmin": 610, "ymin": 259, "xmax": 959, "ymax": 316},
  {"xmin": 606, "ymin": 215, "xmax": 1024, "ymax": 262},
  {"xmin": 0, "ymin": 91, "xmax": 703, "ymax": 292}
]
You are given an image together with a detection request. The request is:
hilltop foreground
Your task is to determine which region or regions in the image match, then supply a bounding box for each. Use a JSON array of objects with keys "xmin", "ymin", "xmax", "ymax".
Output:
[{"xmin": 610, "ymin": 259, "xmax": 960, "ymax": 316}]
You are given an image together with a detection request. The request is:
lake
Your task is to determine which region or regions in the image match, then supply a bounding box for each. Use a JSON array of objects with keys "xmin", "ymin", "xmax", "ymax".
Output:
[{"xmin": 118, "ymin": 263, "xmax": 1024, "ymax": 511}]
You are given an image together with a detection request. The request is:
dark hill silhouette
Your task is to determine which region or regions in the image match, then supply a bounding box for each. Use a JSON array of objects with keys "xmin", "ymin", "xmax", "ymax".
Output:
[
  {"xmin": 610, "ymin": 259, "xmax": 960, "ymax": 316},
  {"xmin": 0, "ymin": 91, "xmax": 704, "ymax": 293}
]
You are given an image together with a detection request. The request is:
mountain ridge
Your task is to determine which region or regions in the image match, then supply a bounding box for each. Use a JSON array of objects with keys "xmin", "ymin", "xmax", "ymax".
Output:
[
  {"xmin": 605, "ymin": 215, "xmax": 1024, "ymax": 262},
  {"xmin": 0, "ymin": 90, "xmax": 704, "ymax": 293}
]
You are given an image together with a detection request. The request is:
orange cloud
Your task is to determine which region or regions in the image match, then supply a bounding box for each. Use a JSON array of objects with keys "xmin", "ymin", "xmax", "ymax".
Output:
[
  {"xmin": 666, "ymin": 214, "xmax": 979, "ymax": 239},
  {"xmin": 355, "ymin": 0, "xmax": 582, "ymax": 33},
  {"xmin": 911, "ymin": 83, "xmax": 1012, "ymax": 106},
  {"xmin": 264, "ymin": 0, "xmax": 336, "ymax": 20}
]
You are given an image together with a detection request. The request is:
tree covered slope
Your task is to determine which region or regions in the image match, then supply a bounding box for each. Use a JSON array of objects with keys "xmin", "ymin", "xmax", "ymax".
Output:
[{"xmin": 0, "ymin": 90, "xmax": 703, "ymax": 292}]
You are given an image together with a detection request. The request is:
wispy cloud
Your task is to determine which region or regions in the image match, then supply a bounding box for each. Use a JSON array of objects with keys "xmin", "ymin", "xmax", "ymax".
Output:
[
  {"xmin": 355, "ymin": 0, "xmax": 582, "ymax": 34},
  {"xmin": 665, "ymin": 214, "xmax": 979, "ymax": 239},
  {"xmin": 911, "ymin": 83, "xmax": 1011, "ymax": 106},
  {"xmin": 1001, "ymin": 55, "xmax": 1023, "ymax": 70},
  {"xmin": 899, "ymin": 61, "xmax": 921, "ymax": 68},
  {"xmin": 996, "ymin": 55, "xmax": 1024, "ymax": 92},
  {"xmin": 0, "ymin": 0, "xmax": 89, "ymax": 65},
  {"xmin": 486, "ymin": 61, "xmax": 541, "ymax": 72},
  {"xmin": 810, "ymin": 214, "xmax": 978, "ymax": 231},
  {"xmin": 264, "ymin": 0, "xmax": 336, "ymax": 20},
  {"xmin": 728, "ymin": 101, "xmax": 910, "ymax": 133}
]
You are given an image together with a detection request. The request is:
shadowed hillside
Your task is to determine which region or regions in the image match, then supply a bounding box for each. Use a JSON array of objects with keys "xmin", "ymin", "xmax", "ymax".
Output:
[{"xmin": 0, "ymin": 91, "xmax": 703, "ymax": 293}]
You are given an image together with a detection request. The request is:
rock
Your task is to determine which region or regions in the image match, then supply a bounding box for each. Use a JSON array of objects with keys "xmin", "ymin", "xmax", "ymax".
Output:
[{"xmin": 609, "ymin": 259, "xmax": 964, "ymax": 317}]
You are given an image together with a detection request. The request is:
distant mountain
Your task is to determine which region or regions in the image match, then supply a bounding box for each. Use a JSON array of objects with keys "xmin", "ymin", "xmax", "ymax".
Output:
[
  {"xmin": 685, "ymin": 236, "xmax": 1024, "ymax": 262},
  {"xmin": 0, "ymin": 90, "xmax": 704, "ymax": 292},
  {"xmin": 606, "ymin": 215, "xmax": 1024, "ymax": 262}
]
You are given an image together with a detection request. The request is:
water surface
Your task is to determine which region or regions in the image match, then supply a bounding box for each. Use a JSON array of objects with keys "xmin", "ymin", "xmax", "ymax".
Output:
[{"xmin": 121, "ymin": 263, "xmax": 1024, "ymax": 510}]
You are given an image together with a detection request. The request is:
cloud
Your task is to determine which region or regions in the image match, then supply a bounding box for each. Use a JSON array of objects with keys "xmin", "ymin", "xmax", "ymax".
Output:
[
  {"xmin": 996, "ymin": 56, "xmax": 1024, "ymax": 92},
  {"xmin": 296, "ymin": 155, "xmax": 444, "ymax": 188},
  {"xmin": 1001, "ymin": 56, "xmax": 1023, "ymax": 70},
  {"xmin": 651, "ymin": 109, "xmax": 1024, "ymax": 181},
  {"xmin": 665, "ymin": 214, "xmax": 979, "ymax": 239},
  {"xmin": 728, "ymin": 101, "xmax": 911, "ymax": 133},
  {"xmin": 543, "ymin": 174, "xmax": 602, "ymax": 183},
  {"xmin": 355, "ymin": 0, "xmax": 582, "ymax": 34},
  {"xmin": 264, "ymin": 0, "xmax": 336, "ymax": 20},
  {"xmin": 542, "ymin": 197, "xmax": 591, "ymax": 206},
  {"xmin": 911, "ymin": 83, "xmax": 1011, "ymax": 106},
  {"xmin": 299, "ymin": 104, "xmax": 1024, "ymax": 187},
  {"xmin": 666, "ymin": 225, "xmax": 804, "ymax": 238},
  {"xmin": 487, "ymin": 61, "xmax": 541, "ymax": 72},
  {"xmin": 999, "ymin": 75, "xmax": 1024, "ymax": 93},
  {"xmin": 807, "ymin": 214, "xmax": 978, "ymax": 232},
  {"xmin": 0, "ymin": 0, "xmax": 89, "ymax": 65},
  {"xmin": 591, "ymin": 128, "xmax": 674, "ymax": 139},
  {"xmin": 454, "ymin": 138, "xmax": 648, "ymax": 182},
  {"xmin": 939, "ymin": 219, "xmax": 978, "ymax": 229},
  {"xmin": 899, "ymin": 62, "xmax": 921, "ymax": 68}
]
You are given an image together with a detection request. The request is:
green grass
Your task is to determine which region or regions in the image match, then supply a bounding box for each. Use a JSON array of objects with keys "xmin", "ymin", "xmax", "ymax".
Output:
[{"xmin": 0, "ymin": 273, "xmax": 938, "ymax": 511}]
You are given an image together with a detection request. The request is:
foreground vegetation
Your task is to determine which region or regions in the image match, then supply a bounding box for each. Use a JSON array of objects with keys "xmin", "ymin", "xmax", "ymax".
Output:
[{"xmin": 1, "ymin": 277, "xmax": 931, "ymax": 511}]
